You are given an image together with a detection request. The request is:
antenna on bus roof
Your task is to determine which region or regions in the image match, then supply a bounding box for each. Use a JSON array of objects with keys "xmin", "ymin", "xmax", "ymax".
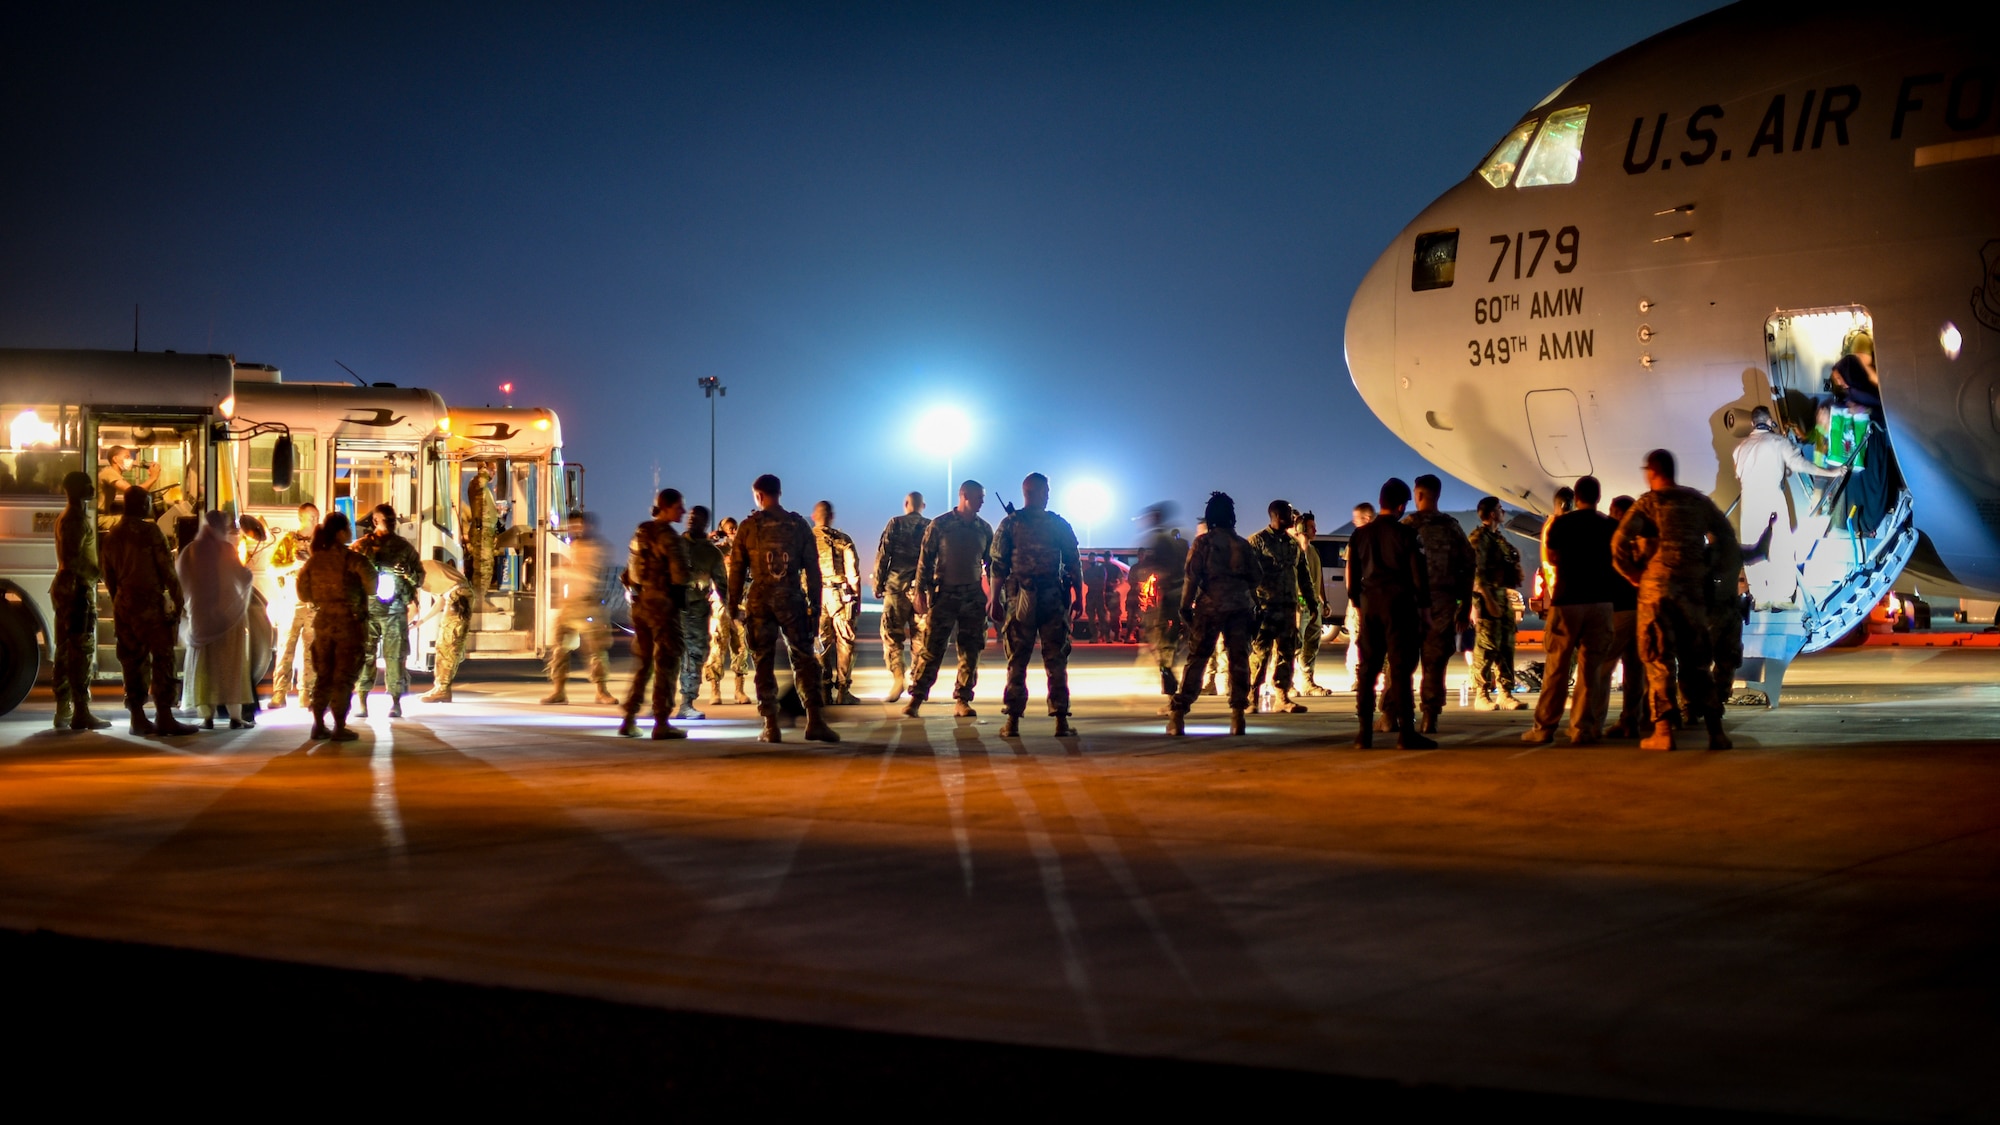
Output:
[{"xmin": 333, "ymin": 360, "xmax": 367, "ymax": 388}]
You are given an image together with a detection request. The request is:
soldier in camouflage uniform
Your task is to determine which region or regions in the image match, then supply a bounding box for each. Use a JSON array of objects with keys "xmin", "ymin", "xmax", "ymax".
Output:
[
  {"xmin": 1083, "ymin": 554, "xmax": 1108, "ymax": 641},
  {"xmin": 1167, "ymin": 492, "xmax": 1263, "ymax": 737},
  {"xmin": 702, "ymin": 516, "xmax": 751, "ymax": 705},
  {"xmin": 1131, "ymin": 503, "xmax": 1186, "ymax": 713},
  {"xmin": 49, "ymin": 471, "xmax": 111, "ymax": 730},
  {"xmin": 989, "ymin": 472, "xmax": 1082, "ymax": 737},
  {"xmin": 1347, "ymin": 479, "xmax": 1436, "ymax": 750},
  {"xmin": 902, "ymin": 480, "xmax": 992, "ymax": 718},
  {"xmin": 100, "ymin": 487, "xmax": 196, "ymax": 736},
  {"xmin": 729, "ymin": 475, "xmax": 838, "ymax": 743},
  {"xmin": 351, "ymin": 504, "xmax": 424, "ymax": 719},
  {"xmin": 545, "ymin": 510, "xmax": 616, "ymax": 706},
  {"xmin": 812, "ymin": 501, "xmax": 862, "ymax": 706},
  {"xmin": 1402, "ymin": 475, "xmax": 1475, "ymax": 733},
  {"xmin": 874, "ymin": 492, "xmax": 928, "ymax": 702},
  {"xmin": 461, "ymin": 463, "xmax": 497, "ymax": 601},
  {"xmin": 1469, "ymin": 496, "xmax": 1526, "ymax": 711},
  {"xmin": 268, "ymin": 503, "xmax": 318, "ymax": 709},
  {"xmin": 1247, "ymin": 500, "xmax": 1314, "ymax": 713},
  {"xmin": 676, "ymin": 505, "xmax": 726, "ymax": 719},
  {"xmin": 296, "ymin": 512, "xmax": 376, "ymax": 741},
  {"xmin": 416, "ymin": 560, "xmax": 470, "ymax": 703},
  {"xmin": 620, "ymin": 489, "xmax": 692, "ymax": 740},
  {"xmin": 1611, "ymin": 449, "xmax": 1741, "ymax": 751}
]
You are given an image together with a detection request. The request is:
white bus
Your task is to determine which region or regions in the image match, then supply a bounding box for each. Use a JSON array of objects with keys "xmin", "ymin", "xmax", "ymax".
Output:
[{"xmin": 0, "ymin": 349, "xmax": 236, "ymax": 715}]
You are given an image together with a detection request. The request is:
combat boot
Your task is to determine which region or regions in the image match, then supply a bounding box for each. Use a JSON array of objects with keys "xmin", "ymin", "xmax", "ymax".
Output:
[
  {"xmin": 1418, "ymin": 710, "xmax": 1439, "ymax": 736},
  {"xmin": 540, "ymin": 689, "xmax": 568, "ymax": 705},
  {"xmin": 1397, "ymin": 713, "xmax": 1437, "ymax": 750},
  {"xmin": 952, "ymin": 700, "xmax": 976, "ymax": 718},
  {"xmin": 651, "ymin": 718, "xmax": 688, "ymax": 741},
  {"xmin": 1471, "ymin": 694, "xmax": 1499, "ymax": 712},
  {"xmin": 154, "ymin": 704, "xmax": 198, "ymax": 737},
  {"xmin": 1705, "ymin": 714, "xmax": 1733, "ymax": 750},
  {"xmin": 900, "ymin": 698, "xmax": 922, "ymax": 718},
  {"xmin": 1000, "ymin": 714, "xmax": 1020, "ymax": 738},
  {"xmin": 328, "ymin": 722, "xmax": 359, "ymax": 742},
  {"xmin": 70, "ymin": 703, "xmax": 112, "ymax": 731},
  {"xmin": 310, "ymin": 716, "xmax": 332, "ymax": 740},
  {"xmin": 1053, "ymin": 714, "xmax": 1075, "ymax": 738},
  {"xmin": 420, "ymin": 686, "xmax": 452, "ymax": 703},
  {"xmin": 758, "ymin": 709, "xmax": 783, "ymax": 743},
  {"xmin": 266, "ymin": 692, "xmax": 286, "ymax": 710},
  {"xmin": 1229, "ymin": 709, "xmax": 1247, "ymax": 736},
  {"xmin": 1640, "ymin": 720, "xmax": 1678, "ymax": 751},
  {"xmin": 127, "ymin": 705, "xmax": 156, "ymax": 736},
  {"xmin": 1165, "ymin": 710, "xmax": 1185, "ymax": 737},
  {"xmin": 1374, "ymin": 712, "xmax": 1395, "ymax": 732},
  {"xmin": 593, "ymin": 685, "xmax": 617, "ymax": 706},
  {"xmin": 1353, "ymin": 714, "xmax": 1374, "ymax": 749},
  {"xmin": 703, "ymin": 680, "xmax": 724, "ymax": 707},
  {"xmin": 354, "ymin": 693, "xmax": 369, "ymax": 719},
  {"xmin": 673, "ymin": 702, "xmax": 705, "ymax": 721},
  {"xmin": 834, "ymin": 687, "xmax": 861, "ymax": 706},
  {"xmin": 388, "ymin": 695, "xmax": 403, "ymax": 719},
  {"xmin": 804, "ymin": 706, "xmax": 839, "ymax": 743},
  {"xmin": 732, "ymin": 675, "xmax": 751, "ymax": 705},
  {"xmin": 617, "ymin": 714, "xmax": 640, "ymax": 738},
  {"xmin": 1302, "ymin": 678, "xmax": 1334, "ymax": 698},
  {"xmin": 1499, "ymin": 693, "xmax": 1526, "ymax": 711},
  {"xmin": 884, "ymin": 673, "xmax": 905, "ymax": 704},
  {"xmin": 1276, "ymin": 689, "xmax": 1307, "ymax": 714},
  {"xmin": 52, "ymin": 697, "xmax": 72, "ymax": 730}
]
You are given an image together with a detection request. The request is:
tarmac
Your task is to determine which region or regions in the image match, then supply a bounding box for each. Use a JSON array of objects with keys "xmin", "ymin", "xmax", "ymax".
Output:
[{"xmin": 2, "ymin": 643, "xmax": 1996, "ymax": 1118}]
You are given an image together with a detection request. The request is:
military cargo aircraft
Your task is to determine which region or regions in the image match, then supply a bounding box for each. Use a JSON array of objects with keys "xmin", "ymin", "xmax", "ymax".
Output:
[{"xmin": 1343, "ymin": 1, "xmax": 1999, "ymax": 702}]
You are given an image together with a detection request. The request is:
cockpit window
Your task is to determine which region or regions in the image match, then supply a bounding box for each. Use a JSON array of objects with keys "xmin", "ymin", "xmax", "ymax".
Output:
[
  {"xmin": 1411, "ymin": 229, "xmax": 1458, "ymax": 291},
  {"xmin": 1517, "ymin": 105, "xmax": 1589, "ymax": 187},
  {"xmin": 1477, "ymin": 120, "xmax": 1538, "ymax": 188}
]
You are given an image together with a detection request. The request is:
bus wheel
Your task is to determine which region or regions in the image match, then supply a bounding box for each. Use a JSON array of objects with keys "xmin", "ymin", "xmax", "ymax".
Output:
[{"xmin": 0, "ymin": 598, "xmax": 42, "ymax": 717}]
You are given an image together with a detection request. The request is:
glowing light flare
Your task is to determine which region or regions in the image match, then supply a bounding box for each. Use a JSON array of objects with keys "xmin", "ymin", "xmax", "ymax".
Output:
[
  {"xmin": 219, "ymin": 395, "xmax": 236, "ymax": 419},
  {"xmin": 1941, "ymin": 322, "xmax": 1963, "ymax": 360},
  {"xmin": 534, "ymin": 418, "xmax": 551, "ymax": 431},
  {"xmin": 7, "ymin": 409, "xmax": 59, "ymax": 450},
  {"xmin": 438, "ymin": 416, "xmax": 452, "ymax": 434},
  {"xmin": 1064, "ymin": 479, "xmax": 1113, "ymax": 530},
  {"xmin": 499, "ymin": 382, "xmax": 514, "ymax": 395},
  {"xmin": 912, "ymin": 405, "xmax": 972, "ymax": 458}
]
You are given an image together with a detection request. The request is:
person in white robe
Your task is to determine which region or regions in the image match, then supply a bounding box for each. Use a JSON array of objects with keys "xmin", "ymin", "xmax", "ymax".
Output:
[
  {"xmin": 178, "ymin": 509, "xmax": 256, "ymax": 727},
  {"xmin": 1732, "ymin": 405, "xmax": 1841, "ymax": 609}
]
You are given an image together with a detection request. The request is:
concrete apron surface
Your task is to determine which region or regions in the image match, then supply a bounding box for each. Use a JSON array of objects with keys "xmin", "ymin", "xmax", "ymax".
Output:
[{"xmin": 1, "ymin": 644, "xmax": 1996, "ymax": 1120}]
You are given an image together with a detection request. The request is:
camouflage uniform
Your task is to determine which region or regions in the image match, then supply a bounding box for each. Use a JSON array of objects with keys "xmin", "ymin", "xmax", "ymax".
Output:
[
  {"xmin": 296, "ymin": 544, "xmax": 376, "ymax": 716},
  {"xmin": 462, "ymin": 469, "xmax": 496, "ymax": 599},
  {"xmin": 1468, "ymin": 524, "xmax": 1522, "ymax": 704},
  {"xmin": 813, "ymin": 523, "xmax": 861, "ymax": 701},
  {"xmin": 990, "ymin": 505, "xmax": 1081, "ymax": 718},
  {"xmin": 1611, "ymin": 485, "xmax": 1738, "ymax": 734},
  {"xmin": 1246, "ymin": 525, "xmax": 1313, "ymax": 695},
  {"xmin": 1294, "ymin": 533, "xmax": 1325, "ymax": 692},
  {"xmin": 100, "ymin": 516, "xmax": 183, "ymax": 719},
  {"xmin": 703, "ymin": 530, "xmax": 751, "ymax": 695},
  {"xmin": 680, "ymin": 531, "xmax": 726, "ymax": 709},
  {"xmin": 352, "ymin": 529, "xmax": 423, "ymax": 701},
  {"xmin": 548, "ymin": 528, "xmax": 612, "ymax": 697},
  {"xmin": 623, "ymin": 518, "xmax": 690, "ymax": 722},
  {"xmin": 421, "ymin": 562, "xmax": 470, "ymax": 697},
  {"xmin": 1171, "ymin": 529, "xmax": 1263, "ymax": 714},
  {"xmin": 268, "ymin": 529, "xmax": 315, "ymax": 705},
  {"xmin": 728, "ymin": 507, "xmax": 824, "ymax": 715},
  {"xmin": 1132, "ymin": 526, "xmax": 1187, "ymax": 695},
  {"xmin": 1704, "ymin": 541, "xmax": 1748, "ymax": 727},
  {"xmin": 874, "ymin": 510, "xmax": 929, "ymax": 692},
  {"xmin": 1083, "ymin": 559, "xmax": 1108, "ymax": 640},
  {"xmin": 49, "ymin": 499, "xmax": 102, "ymax": 728},
  {"xmin": 1348, "ymin": 515, "xmax": 1430, "ymax": 737},
  {"xmin": 1402, "ymin": 509, "xmax": 1475, "ymax": 720},
  {"xmin": 1104, "ymin": 561, "xmax": 1124, "ymax": 641},
  {"xmin": 907, "ymin": 507, "xmax": 992, "ymax": 705}
]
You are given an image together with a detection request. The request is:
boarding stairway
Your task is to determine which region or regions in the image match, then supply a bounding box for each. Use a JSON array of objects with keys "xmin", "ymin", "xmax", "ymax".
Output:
[{"xmin": 1738, "ymin": 480, "xmax": 1917, "ymax": 708}]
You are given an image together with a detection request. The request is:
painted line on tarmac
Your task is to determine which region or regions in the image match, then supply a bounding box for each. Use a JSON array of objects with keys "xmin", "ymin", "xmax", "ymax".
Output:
[
  {"xmin": 981, "ymin": 736, "xmax": 1108, "ymax": 1048},
  {"xmin": 934, "ymin": 728, "xmax": 975, "ymax": 894}
]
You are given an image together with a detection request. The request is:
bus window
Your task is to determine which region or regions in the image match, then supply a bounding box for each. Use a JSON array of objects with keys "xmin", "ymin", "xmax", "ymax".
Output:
[
  {"xmin": 96, "ymin": 419, "xmax": 201, "ymax": 526},
  {"xmin": 0, "ymin": 404, "xmax": 82, "ymax": 497},
  {"xmin": 247, "ymin": 432, "xmax": 316, "ymax": 508},
  {"xmin": 1517, "ymin": 105, "xmax": 1589, "ymax": 187},
  {"xmin": 430, "ymin": 454, "xmax": 459, "ymax": 545}
]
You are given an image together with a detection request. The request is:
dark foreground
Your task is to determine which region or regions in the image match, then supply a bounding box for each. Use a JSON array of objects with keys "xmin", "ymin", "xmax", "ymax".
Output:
[{"xmin": 1, "ymin": 645, "xmax": 1995, "ymax": 1119}]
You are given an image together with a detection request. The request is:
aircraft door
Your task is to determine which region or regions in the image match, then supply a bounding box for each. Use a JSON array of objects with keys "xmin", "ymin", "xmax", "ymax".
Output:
[{"xmin": 1523, "ymin": 389, "xmax": 1592, "ymax": 478}]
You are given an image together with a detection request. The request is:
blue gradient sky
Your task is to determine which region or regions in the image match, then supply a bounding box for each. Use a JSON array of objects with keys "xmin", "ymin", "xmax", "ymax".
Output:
[{"xmin": 0, "ymin": 1, "xmax": 1721, "ymax": 555}]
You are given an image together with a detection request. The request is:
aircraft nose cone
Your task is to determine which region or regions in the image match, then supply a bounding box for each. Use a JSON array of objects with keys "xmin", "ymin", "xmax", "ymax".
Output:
[{"xmin": 1343, "ymin": 242, "xmax": 1399, "ymax": 424}]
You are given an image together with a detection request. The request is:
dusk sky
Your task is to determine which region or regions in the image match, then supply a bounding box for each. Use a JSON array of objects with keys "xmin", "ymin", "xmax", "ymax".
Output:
[{"xmin": 3, "ymin": 2, "xmax": 1722, "ymax": 556}]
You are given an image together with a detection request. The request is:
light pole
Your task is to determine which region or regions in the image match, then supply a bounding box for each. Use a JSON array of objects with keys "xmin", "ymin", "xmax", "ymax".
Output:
[
  {"xmin": 913, "ymin": 406, "xmax": 971, "ymax": 501},
  {"xmin": 698, "ymin": 376, "xmax": 726, "ymax": 515}
]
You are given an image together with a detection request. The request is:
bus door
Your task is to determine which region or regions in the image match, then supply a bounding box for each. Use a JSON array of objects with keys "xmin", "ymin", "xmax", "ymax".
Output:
[{"xmin": 333, "ymin": 441, "xmax": 420, "ymax": 541}]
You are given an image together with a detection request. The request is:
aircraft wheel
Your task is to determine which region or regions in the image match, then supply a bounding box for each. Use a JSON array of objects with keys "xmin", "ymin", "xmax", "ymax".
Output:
[{"xmin": 0, "ymin": 597, "xmax": 43, "ymax": 717}]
